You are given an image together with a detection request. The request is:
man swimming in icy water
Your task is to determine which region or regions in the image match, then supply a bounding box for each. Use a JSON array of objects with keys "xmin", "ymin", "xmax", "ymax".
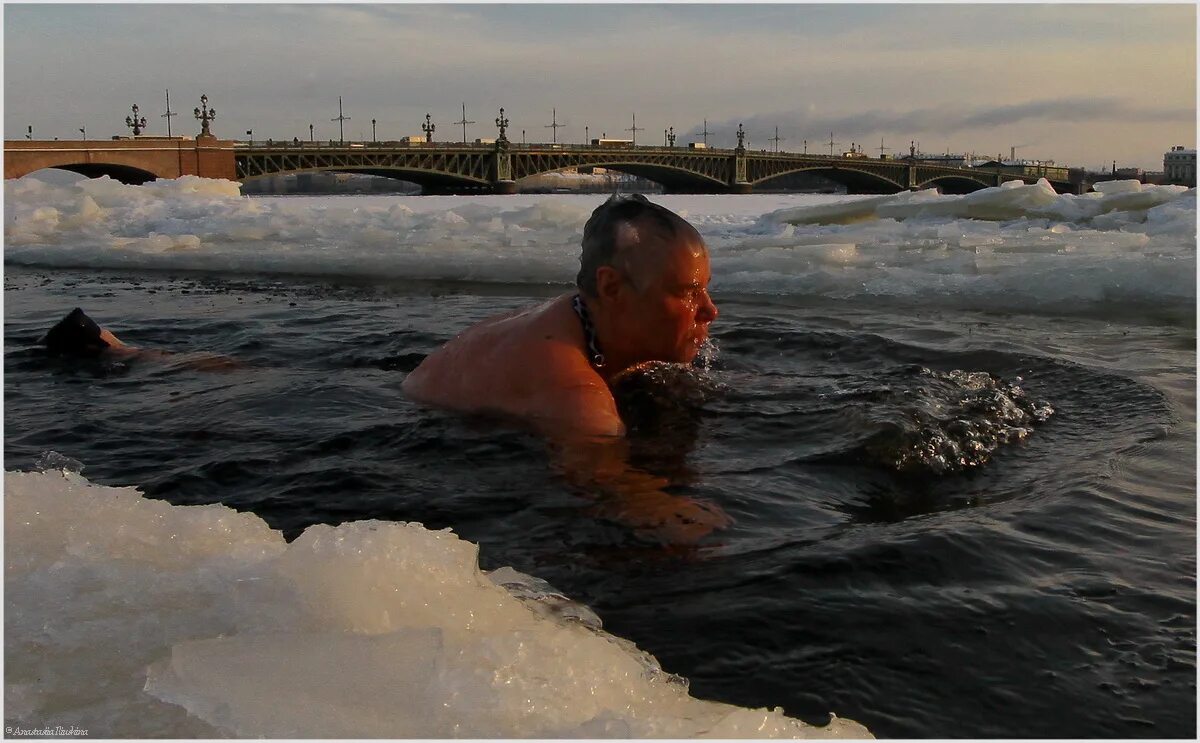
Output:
[
  {"xmin": 403, "ymin": 194, "xmax": 731, "ymax": 543},
  {"xmin": 42, "ymin": 307, "xmax": 238, "ymax": 370}
]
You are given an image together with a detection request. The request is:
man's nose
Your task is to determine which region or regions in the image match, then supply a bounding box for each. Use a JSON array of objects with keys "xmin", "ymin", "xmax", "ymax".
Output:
[{"xmin": 697, "ymin": 292, "xmax": 718, "ymax": 323}]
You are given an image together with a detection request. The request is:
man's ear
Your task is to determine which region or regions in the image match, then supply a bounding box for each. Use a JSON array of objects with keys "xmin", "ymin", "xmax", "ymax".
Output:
[{"xmin": 594, "ymin": 265, "xmax": 624, "ymax": 302}]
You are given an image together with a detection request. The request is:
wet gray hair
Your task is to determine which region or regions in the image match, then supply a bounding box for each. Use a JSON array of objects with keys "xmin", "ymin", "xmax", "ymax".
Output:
[{"xmin": 575, "ymin": 194, "xmax": 689, "ymax": 297}]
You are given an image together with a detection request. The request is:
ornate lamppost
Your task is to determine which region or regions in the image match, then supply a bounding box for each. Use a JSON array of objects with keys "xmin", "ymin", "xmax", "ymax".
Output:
[
  {"xmin": 309, "ymin": 123, "xmax": 314, "ymax": 142},
  {"xmin": 495, "ymin": 107, "xmax": 509, "ymax": 143},
  {"xmin": 371, "ymin": 118, "xmax": 377, "ymax": 142},
  {"xmin": 422, "ymin": 113, "xmax": 435, "ymax": 143},
  {"xmin": 668, "ymin": 126, "xmax": 675, "ymax": 148},
  {"xmin": 78, "ymin": 126, "xmax": 86, "ymax": 140},
  {"xmin": 246, "ymin": 129, "xmax": 253, "ymax": 145},
  {"xmin": 736, "ymin": 123, "xmax": 746, "ymax": 152},
  {"xmin": 193, "ymin": 94, "xmax": 216, "ymax": 137},
  {"xmin": 126, "ymin": 104, "xmax": 147, "ymax": 136}
]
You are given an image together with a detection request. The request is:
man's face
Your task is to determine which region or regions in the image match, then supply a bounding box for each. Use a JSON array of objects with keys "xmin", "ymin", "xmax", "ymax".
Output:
[{"xmin": 617, "ymin": 230, "xmax": 718, "ymax": 365}]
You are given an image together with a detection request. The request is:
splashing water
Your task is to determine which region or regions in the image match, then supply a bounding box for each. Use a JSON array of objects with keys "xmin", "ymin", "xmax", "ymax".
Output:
[
  {"xmin": 694, "ymin": 337, "xmax": 722, "ymax": 372},
  {"xmin": 34, "ymin": 450, "xmax": 85, "ymax": 474},
  {"xmin": 861, "ymin": 368, "xmax": 1055, "ymax": 475}
]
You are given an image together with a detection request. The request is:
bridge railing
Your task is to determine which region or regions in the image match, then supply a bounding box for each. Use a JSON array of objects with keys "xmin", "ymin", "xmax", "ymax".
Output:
[
  {"xmin": 231, "ymin": 141, "xmax": 915, "ymax": 160},
  {"xmin": 233, "ymin": 140, "xmax": 747, "ymax": 153}
]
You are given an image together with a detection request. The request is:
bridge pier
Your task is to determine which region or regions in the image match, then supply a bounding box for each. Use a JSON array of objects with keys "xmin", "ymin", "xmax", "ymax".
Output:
[
  {"xmin": 730, "ymin": 150, "xmax": 752, "ymax": 194},
  {"xmin": 489, "ymin": 146, "xmax": 517, "ymax": 195}
]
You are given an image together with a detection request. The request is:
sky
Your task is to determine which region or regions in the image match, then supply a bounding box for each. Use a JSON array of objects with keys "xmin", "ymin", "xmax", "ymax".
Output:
[{"xmin": 4, "ymin": 3, "xmax": 1196, "ymax": 172}]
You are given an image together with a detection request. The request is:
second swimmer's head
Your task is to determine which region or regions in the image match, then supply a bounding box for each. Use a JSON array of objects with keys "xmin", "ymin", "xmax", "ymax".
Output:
[{"xmin": 42, "ymin": 308, "xmax": 111, "ymax": 357}]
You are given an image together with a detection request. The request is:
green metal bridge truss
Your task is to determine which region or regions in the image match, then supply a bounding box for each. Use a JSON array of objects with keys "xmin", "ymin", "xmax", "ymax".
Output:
[{"xmin": 235, "ymin": 143, "xmax": 1073, "ymax": 194}]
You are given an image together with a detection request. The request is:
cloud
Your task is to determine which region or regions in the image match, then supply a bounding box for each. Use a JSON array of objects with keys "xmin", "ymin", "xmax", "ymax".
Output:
[
  {"xmin": 690, "ymin": 98, "xmax": 1195, "ymax": 150},
  {"xmin": 957, "ymin": 99, "xmax": 1192, "ymax": 128}
]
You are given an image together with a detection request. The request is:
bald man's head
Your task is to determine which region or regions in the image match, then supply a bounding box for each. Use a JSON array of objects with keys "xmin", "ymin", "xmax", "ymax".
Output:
[{"xmin": 576, "ymin": 194, "xmax": 701, "ymax": 297}]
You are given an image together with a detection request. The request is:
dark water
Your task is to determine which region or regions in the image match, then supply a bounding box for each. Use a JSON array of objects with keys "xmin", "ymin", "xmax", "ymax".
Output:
[{"xmin": 4, "ymin": 265, "xmax": 1195, "ymax": 738}]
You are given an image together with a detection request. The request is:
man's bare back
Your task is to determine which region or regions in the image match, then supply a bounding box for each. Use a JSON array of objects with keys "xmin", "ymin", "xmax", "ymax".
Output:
[{"xmin": 402, "ymin": 294, "xmax": 622, "ymax": 438}]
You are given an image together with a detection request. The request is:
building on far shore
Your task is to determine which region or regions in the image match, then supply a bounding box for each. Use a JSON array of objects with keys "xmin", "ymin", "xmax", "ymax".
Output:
[
  {"xmin": 898, "ymin": 150, "xmax": 983, "ymax": 167},
  {"xmin": 912, "ymin": 152, "xmax": 975, "ymax": 168},
  {"xmin": 1163, "ymin": 146, "xmax": 1196, "ymax": 186},
  {"xmin": 1089, "ymin": 166, "xmax": 1150, "ymax": 186},
  {"xmin": 975, "ymin": 159, "xmax": 1071, "ymax": 182}
]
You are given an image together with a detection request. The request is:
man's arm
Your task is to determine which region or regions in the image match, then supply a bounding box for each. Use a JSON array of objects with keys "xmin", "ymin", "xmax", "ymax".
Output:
[
  {"xmin": 534, "ymin": 376, "xmax": 731, "ymax": 545},
  {"xmin": 94, "ymin": 326, "xmax": 239, "ymax": 370}
]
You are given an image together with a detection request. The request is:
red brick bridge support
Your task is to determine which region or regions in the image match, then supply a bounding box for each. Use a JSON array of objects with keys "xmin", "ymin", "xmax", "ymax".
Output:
[{"xmin": 4, "ymin": 135, "xmax": 237, "ymax": 184}]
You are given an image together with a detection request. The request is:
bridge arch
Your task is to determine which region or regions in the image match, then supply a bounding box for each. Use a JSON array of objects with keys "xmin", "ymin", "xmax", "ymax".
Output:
[
  {"xmin": 513, "ymin": 151, "xmax": 731, "ymax": 193},
  {"xmin": 915, "ymin": 175, "xmax": 991, "ymax": 194},
  {"xmin": 30, "ymin": 163, "xmax": 160, "ymax": 185},
  {"xmin": 564, "ymin": 160, "xmax": 728, "ymax": 193},
  {"xmin": 241, "ymin": 165, "xmax": 490, "ymax": 194},
  {"xmin": 753, "ymin": 165, "xmax": 905, "ymax": 194}
]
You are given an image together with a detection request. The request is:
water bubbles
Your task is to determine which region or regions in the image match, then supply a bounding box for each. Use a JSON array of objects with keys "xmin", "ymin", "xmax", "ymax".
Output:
[
  {"xmin": 694, "ymin": 337, "xmax": 721, "ymax": 371},
  {"xmin": 863, "ymin": 368, "xmax": 1055, "ymax": 475}
]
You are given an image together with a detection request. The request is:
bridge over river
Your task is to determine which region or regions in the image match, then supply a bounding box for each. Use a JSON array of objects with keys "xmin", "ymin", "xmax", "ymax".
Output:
[{"xmin": 5, "ymin": 136, "xmax": 1080, "ymax": 195}]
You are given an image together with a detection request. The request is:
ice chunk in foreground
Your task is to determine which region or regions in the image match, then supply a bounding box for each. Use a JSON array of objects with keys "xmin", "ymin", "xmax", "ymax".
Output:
[{"xmin": 4, "ymin": 469, "xmax": 871, "ymax": 738}]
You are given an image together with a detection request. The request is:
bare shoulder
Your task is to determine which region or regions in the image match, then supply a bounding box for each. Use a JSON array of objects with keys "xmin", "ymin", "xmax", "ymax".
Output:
[
  {"xmin": 402, "ymin": 293, "xmax": 589, "ymax": 413},
  {"xmin": 522, "ymin": 342, "xmax": 623, "ymax": 438},
  {"xmin": 402, "ymin": 300, "xmax": 543, "ymax": 390}
]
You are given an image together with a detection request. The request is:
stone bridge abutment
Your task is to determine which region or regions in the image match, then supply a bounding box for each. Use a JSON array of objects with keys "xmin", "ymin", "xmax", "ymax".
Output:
[{"xmin": 4, "ymin": 136, "xmax": 236, "ymax": 184}]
